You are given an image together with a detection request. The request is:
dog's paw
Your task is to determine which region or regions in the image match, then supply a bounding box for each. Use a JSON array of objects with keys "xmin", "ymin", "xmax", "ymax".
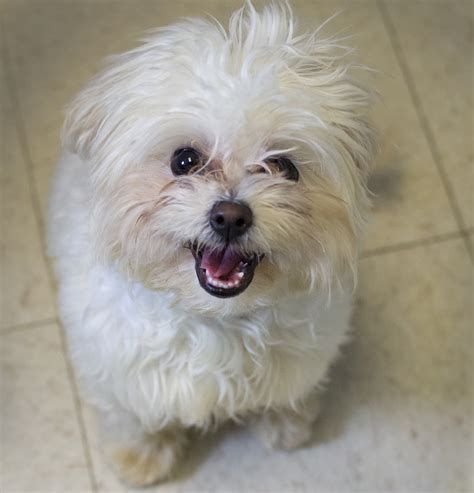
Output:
[
  {"xmin": 106, "ymin": 429, "xmax": 187, "ymax": 487},
  {"xmin": 255, "ymin": 411, "xmax": 313, "ymax": 450},
  {"xmin": 254, "ymin": 395, "xmax": 321, "ymax": 450}
]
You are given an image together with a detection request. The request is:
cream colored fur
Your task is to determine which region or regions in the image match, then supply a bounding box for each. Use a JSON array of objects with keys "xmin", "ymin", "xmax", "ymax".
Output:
[{"xmin": 48, "ymin": 2, "xmax": 375, "ymax": 486}]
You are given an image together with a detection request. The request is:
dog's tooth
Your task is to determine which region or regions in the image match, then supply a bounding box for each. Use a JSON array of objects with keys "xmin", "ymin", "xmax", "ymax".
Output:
[
  {"xmin": 206, "ymin": 274, "xmax": 218, "ymax": 287},
  {"xmin": 205, "ymin": 272, "xmax": 246, "ymax": 290}
]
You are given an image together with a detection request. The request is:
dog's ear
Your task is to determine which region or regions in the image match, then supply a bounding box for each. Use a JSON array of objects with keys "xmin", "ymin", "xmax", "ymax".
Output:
[{"xmin": 61, "ymin": 74, "xmax": 110, "ymax": 160}]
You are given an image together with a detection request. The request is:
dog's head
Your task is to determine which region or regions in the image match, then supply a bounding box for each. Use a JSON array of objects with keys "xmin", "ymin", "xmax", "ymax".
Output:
[{"xmin": 63, "ymin": 3, "xmax": 375, "ymax": 316}]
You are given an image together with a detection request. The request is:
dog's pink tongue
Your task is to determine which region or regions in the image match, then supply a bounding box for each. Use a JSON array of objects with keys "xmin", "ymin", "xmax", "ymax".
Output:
[{"xmin": 201, "ymin": 247, "xmax": 243, "ymax": 279}]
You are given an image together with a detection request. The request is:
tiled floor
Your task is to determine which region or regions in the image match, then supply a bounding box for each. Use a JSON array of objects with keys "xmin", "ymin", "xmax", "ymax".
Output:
[{"xmin": 0, "ymin": 1, "xmax": 472, "ymax": 492}]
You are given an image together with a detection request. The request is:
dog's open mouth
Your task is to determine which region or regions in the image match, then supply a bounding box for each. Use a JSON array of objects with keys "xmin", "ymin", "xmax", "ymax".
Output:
[{"xmin": 189, "ymin": 243, "xmax": 263, "ymax": 298}]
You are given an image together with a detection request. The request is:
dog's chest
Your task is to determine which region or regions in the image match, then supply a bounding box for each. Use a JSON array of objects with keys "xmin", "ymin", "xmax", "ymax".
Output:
[
  {"xmin": 71, "ymin": 268, "xmax": 349, "ymax": 430},
  {"xmin": 76, "ymin": 286, "xmax": 335, "ymax": 429},
  {"xmin": 115, "ymin": 311, "xmax": 322, "ymax": 427}
]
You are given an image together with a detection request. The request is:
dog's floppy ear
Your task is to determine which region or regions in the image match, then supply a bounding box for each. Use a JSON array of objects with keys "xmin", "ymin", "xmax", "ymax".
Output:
[
  {"xmin": 61, "ymin": 74, "xmax": 110, "ymax": 160},
  {"xmin": 61, "ymin": 40, "xmax": 170, "ymax": 162}
]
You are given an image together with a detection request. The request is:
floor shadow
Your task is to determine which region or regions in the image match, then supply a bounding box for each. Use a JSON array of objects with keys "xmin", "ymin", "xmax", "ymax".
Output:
[
  {"xmin": 304, "ymin": 294, "xmax": 378, "ymax": 448},
  {"xmin": 304, "ymin": 336, "xmax": 360, "ymax": 448},
  {"xmin": 368, "ymin": 143, "xmax": 404, "ymax": 205}
]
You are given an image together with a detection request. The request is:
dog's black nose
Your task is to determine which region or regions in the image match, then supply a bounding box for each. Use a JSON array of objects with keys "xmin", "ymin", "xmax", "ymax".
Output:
[{"xmin": 210, "ymin": 200, "xmax": 253, "ymax": 241}]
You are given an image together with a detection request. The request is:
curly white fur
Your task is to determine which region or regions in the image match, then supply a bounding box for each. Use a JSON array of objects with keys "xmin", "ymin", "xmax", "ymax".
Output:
[{"xmin": 48, "ymin": 2, "xmax": 375, "ymax": 486}]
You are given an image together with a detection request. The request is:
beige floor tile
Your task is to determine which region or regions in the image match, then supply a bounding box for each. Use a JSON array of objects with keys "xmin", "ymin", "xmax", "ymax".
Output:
[
  {"xmin": 0, "ymin": 49, "xmax": 56, "ymax": 330},
  {"xmin": 351, "ymin": 238, "xmax": 473, "ymax": 491},
  {"xmin": 383, "ymin": 0, "xmax": 473, "ymax": 229},
  {"xmin": 80, "ymin": 237, "xmax": 472, "ymax": 492},
  {"xmin": 0, "ymin": 323, "xmax": 92, "ymax": 492},
  {"xmin": 3, "ymin": 0, "xmax": 459, "ymax": 249}
]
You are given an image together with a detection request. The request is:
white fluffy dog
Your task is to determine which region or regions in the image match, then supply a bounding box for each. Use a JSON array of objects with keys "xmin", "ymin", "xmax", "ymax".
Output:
[{"xmin": 49, "ymin": 2, "xmax": 375, "ymax": 486}]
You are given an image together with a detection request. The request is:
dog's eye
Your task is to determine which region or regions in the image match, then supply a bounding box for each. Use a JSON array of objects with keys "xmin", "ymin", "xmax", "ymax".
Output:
[
  {"xmin": 170, "ymin": 148, "xmax": 202, "ymax": 176},
  {"xmin": 264, "ymin": 156, "xmax": 299, "ymax": 182}
]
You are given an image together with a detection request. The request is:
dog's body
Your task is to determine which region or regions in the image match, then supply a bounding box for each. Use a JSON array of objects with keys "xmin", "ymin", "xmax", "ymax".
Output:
[{"xmin": 49, "ymin": 3, "xmax": 374, "ymax": 486}]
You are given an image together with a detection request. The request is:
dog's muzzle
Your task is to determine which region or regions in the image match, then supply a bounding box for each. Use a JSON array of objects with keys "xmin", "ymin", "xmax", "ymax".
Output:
[{"xmin": 186, "ymin": 200, "xmax": 263, "ymax": 298}]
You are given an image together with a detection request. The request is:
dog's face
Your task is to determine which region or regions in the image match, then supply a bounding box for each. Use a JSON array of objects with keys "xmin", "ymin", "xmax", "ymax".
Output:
[{"xmin": 64, "ymin": 5, "xmax": 375, "ymax": 316}]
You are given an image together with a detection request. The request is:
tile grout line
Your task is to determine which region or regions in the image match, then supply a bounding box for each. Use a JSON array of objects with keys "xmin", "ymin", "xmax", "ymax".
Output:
[
  {"xmin": 1, "ymin": 317, "xmax": 58, "ymax": 335},
  {"xmin": 361, "ymin": 229, "xmax": 473, "ymax": 259},
  {"xmin": 1, "ymin": 25, "xmax": 99, "ymax": 493},
  {"xmin": 376, "ymin": 0, "xmax": 474, "ymax": 264}
]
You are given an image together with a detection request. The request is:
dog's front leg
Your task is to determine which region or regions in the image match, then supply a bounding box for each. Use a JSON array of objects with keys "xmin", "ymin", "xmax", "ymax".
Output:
[
  {"xmin": 252, "ymin": 391, "xmax": 321, "ymax": 450},
  {"xmin": 99, "ymin": 407, "xmax": 188, "ymax": 487}
]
